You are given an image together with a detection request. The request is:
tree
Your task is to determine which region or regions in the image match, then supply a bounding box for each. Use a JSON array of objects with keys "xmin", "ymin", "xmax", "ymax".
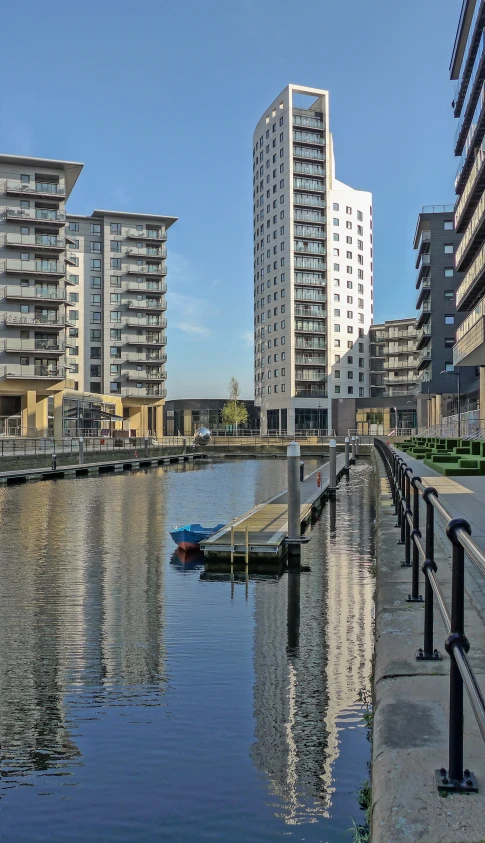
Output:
[{"xmin": 221, "ymin": 377, "xmax": 249, "ymax": 435}]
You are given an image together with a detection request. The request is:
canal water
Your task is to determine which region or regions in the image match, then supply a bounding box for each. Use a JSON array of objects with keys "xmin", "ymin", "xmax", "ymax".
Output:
[{"xmin": 0, "ymin": 458, "xmax": 375, "ymax": 842}]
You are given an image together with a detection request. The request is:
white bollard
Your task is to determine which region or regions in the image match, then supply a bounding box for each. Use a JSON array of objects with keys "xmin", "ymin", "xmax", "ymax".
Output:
[
  {"xmin": 351, "ymin": 436, "xmax": 357, "ymax": 462},
  {"xmin": 329, "ymin": 438, "xmax": 337, "ymax": 491},
  {"xmin": 344, "ymin": 437, "xmax": 350, "ymax": 472},
  {"xmin": 287, "ymin": 441, "xmax": 301, "ymax": 541}
]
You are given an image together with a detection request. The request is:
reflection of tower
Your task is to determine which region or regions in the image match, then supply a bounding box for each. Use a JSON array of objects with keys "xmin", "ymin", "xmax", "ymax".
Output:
[{"xmin": 251, "ymin": 462, "xmax": 375, "ymax": 826}]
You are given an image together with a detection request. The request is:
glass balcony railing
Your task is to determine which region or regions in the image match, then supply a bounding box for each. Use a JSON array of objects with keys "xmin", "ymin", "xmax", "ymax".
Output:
[
  {"xmin": 293, "ymin": 146, "xmax": 325, "ymax": 160},
  {"xmin": 455, "ymin": 79, "xmax": 485, "ymax": 186},
  {"xmin": 456, "ymin": 240, "xmax": 485, "ymax": 307},
  {"xmin": 455, "ymin": 1, "xmax": 485, "ymax": 107},
  {"xmin": 4, "ymin": 258, "xmax": 65, "ymax": 275},
  {"xmin": 293, "ymin": 131, "xmax": 324, "ymax": 145},
  {"xmin": 5, "ymin": 208, "xmax": 65, "ymax": 223},
  {"xmin": 0, "ymin": 365, "xmax": 66, "ymax": 380},
  {"xmin": 293, "ymin": 115, "xmax": 323, "ymax": 129},
  {"xmin": 5, "ymin": 233, "xmax": 65, "ymax": 249},
  {"xmin": 6, "ymin": 180, "xmax": 65, "ymax": 196},
  {"xmin": 455, "ymin": 31, "xmax": 485, "ymax": 150}
]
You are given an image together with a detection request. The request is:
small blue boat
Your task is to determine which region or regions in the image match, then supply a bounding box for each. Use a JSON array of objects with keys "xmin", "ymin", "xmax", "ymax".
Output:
[{"xmin": 170, "ymin": 523, "xmax": 225, "ymax": 550}]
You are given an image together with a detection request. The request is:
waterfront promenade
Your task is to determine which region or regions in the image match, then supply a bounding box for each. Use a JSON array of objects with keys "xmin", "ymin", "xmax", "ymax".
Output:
[{"xmin": 372, "ymin": 447, "xmax": 485, "ymax": 842}]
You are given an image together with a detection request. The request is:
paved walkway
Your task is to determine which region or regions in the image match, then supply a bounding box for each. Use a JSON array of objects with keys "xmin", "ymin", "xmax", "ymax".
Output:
[{"xmin": 393, "ymin": 446, "xmax": 485, "ymax": 621}]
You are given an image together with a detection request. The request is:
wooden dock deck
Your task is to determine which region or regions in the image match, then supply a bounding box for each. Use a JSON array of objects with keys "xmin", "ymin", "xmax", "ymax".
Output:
[{"xmin": 201, "ymin": 454, "xmax": 346, "ymax": 562}]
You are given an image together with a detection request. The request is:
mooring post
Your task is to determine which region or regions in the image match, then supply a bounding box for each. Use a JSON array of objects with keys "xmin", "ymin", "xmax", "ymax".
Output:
[
  {"xmin": 51, "ymin": 452, "xmax": 57, "ymax": 471},
  {"xmin": 329, "ymin": 438, "xmax": 337, "ymax": 494},
  {"xmin": 351, "ymin": 436, "xmax": 357, "ymax": 463},
  {"xmin": 287, "ymin": 441, "xmax": 301, "ymax": 543},
  {"xmin": 144, "ymin": 436, "xmax": 149, "ymax": 458},
  {"xmin": 78, "ymin": 436, "xmax": 84, "ymax": 465},
  {"xmin": 300, "ymin": 460, "xmax": 305, "ymax": 482},
  {"xmin": 355, "ymin": 436, "xmax": 360, "ymax": 457},
  {"xmin": 344, "ymin": 437, "xmax": 350, "ymax": 472}
]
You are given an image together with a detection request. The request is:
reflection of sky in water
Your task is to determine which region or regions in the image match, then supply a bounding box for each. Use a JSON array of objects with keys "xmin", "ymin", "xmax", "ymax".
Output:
[{"xmin": 0, "ymin": 459, "xmax": 373, "ymax": 842}]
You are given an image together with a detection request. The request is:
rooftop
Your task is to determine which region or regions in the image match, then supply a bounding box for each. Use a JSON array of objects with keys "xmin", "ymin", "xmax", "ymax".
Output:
[{"xmin": 0, "ymin": 153, "xmax": 83, "ymax": 199}]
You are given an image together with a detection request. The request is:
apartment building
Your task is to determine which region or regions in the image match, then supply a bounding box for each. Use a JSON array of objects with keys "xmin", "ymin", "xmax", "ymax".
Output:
[
  {"xmin": 450, "ymin": 0, "xmax": 485, "ymax": 420},
  {"xmin": 252, "ymin": 85, "xmax": 373, "ymax": 435},
  {"xmin": 0, "ymin": 154, "xmax": 176, "ymax": 437},
  {"xmin": 369, "ymin": 318, "xmax": 418, "ymax": 398}
]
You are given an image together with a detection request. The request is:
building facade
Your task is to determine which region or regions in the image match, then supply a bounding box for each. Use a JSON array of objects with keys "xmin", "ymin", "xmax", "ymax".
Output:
[
  {"xmin": 0, "ymin": 154, "xmax": 176, "ymax": 437},
  {"xmin": 414, "ymin": 204, "xmax": 477, "ymax": 427},
  {"xmin": 164, "ymin": 398, "xmax": 260, "ymax": 436},
  {"xmin": 252, "ymin": 85, "xmax": 373, "ymax": 435},
  {"xmin": 369, "ymin": 317, "xmax": 418, "ymax": 398}
]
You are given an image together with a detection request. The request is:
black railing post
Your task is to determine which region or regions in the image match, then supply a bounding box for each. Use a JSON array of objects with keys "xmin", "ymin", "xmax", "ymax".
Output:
[
  {"xmin": 397, "ymin": 460, "xmax": 406, "ymax": 545},
  {"xmin": 417, "ymin": 486, "xmax": 441, "ymax": 661},
  {"xmin": 407, "ymin": 476, "xmax": 423, "ymax": 602},
  {"xmin": 395, "ymin": 458, "xmax": 403, "ymax": 528},
  {"xmin": 438, "ymin": 518, "xmax": 478, "ymax": 792},
  {"xmin": 402, "ymin": 468, "xmax": 412, "ymax": 566}
]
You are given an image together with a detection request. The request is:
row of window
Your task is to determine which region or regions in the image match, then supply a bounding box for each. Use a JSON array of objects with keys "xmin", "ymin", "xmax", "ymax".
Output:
[
  {"xmin": 332, "ymin": 203, "xmax": 369, "ymax": 219},
  {"xmin": 68, "ymin": 221, "xmax": 160, "ymax": 235}
]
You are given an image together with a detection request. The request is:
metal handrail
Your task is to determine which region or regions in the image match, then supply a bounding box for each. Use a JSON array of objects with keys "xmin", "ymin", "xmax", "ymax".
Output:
[{"xmin": 375, "ymin": 438, "xmax": 485, "ymax": 792}]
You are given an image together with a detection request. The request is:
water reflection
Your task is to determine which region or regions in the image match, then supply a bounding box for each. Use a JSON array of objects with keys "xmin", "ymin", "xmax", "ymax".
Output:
[{"xmin": 251, "ymin": 462, "xmax": 374, "ymax": 827}]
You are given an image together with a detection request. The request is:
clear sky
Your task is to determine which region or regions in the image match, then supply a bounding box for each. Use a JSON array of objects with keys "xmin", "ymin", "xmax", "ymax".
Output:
[{"xmin": 0, "ymin": 0, "xmax": 461, "ymax": 399}]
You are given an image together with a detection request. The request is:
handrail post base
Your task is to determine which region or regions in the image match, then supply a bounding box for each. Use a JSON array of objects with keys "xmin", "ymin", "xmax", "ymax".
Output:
[
  {"xmin": 435, "ymin": 769, "xmax": 478, "ymax": 793},
  {"xmin": 416, "ymin": 647, "xmax": 442, "ymax": 661}
]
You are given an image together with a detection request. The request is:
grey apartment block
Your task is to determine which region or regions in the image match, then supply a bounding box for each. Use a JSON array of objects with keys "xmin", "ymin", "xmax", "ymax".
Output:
[
  {"xmin": 369, "ymin": 317, "xmax": 418, "ymax": 398},
  {"xmin": 65, "ymin": 210, "xmax": 175, "ymax": 399},
  {"xmin": 414, "ymin": 205, "xmax": 476, "ymax": 396}
]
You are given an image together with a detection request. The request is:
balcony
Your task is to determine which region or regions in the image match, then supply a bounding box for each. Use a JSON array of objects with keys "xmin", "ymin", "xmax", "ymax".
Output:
[
  {"xmin": 294, "ymin": 242, "xmax": 326, "ymax": 255},
  {"xmin": 0, "ymin": 364, "xmax": 66, "ymax": 380},
  {"xmin": 4, "ymin": 233, "xmax": 65, "ymax": 251},
  {"xmin": 5, "ymin": 180, "xmax": 66, "ymax": 200},
  {"xmin": 417, "ymin": 349, "xmax": 432, "ymax": 371},
  {"xmin": 415, "ymin": 253, "xmax": 431, "ymax": 287},
  {"xmin": 1, "ymin": 285, "xmax": 67, "ymax": 303},
  {"xmin": 293, "ymin": 194, "xmax": 326, "ymax": 208},
  {"xmin": 293, "ymin": 162, "xmax": 325, "ymax": 177},
  {"xmin": 293, "ymin": 178, "xmax": 325, "ymax": 193},
  {"xmin": 124, "ymin": 336, "xmax": 167, "ymax": 347},
  {"xmin": 294, "ymin": 385, "xmax": 327, "ymax": 397},
  {"xmin": 456, "ymin": 240, "xmax": 485, "ymax": 309},
  {"xmin": 125, "ymin": 247, "xmax": 167, "ymax": 259},
  {"xmin": 3, "ymin": 258, "xmax": 65, "ymax": 277},
  {"xmin": 454, "ymin": 313, "xmax": 485, "ymax": 366},
  {"xmin": 124, "ymin": 352, "xmax": 167, "ymax": 364},
  {"xmin": 125, "ymin": 316, "xmax": 167, "ymax": 328},
  {"xmin": 415, "ymin": 230, "xmax": 431, "ymax": 265},
  {"xmin": 453, "ymin": 0, "xmax": 485, "ymax": 114},
  {"xmin": 125, "ymin": 229, "xmax": 167, "ymax": 242},
  {"xmin": 1, "ymin": 339, "xmax": 66, "ymax": 355},
  {"xmin": 295, "ymin": 337, "xmax": 326, "ymax": 350},
  {"xmin": 293, "ymin": 146, "xmax": 325, "ymax": 161},
  {"xmin": 3, "ymin": 314, "xmax": 65, "ymax": 330},
  {"xmin": 124, "ymin": 263, "xmax": 167, "ymax": 276},
  {"xmin": 416, "ymin": 325, "xmax": 432, "ymax": 349},
  {"xmin": 292, "ymin": 131, "xmax": 324, "ymax": 146},
  {"xmin": 125, "ymin": 281, "xmax": 167, "ymax": 294},
  {"xmin": 294, "ymin": 225, "xmax": 325, "ymax": 239},
  {"xmin": 385, "ymin": 360, "xmax": 417, "ymax": 370},
  {"xmin": 416, "ymin": 300, "xmax": 431, "ymax": 328},
  {"xmin": 295, "ymin": 354, "xmax": 326, "ymax": 365},
  {"xmin": 456, "ymin": 190, "xmax": 485, "ymax": 272},
  {"xmin": 416, "ymin": 278, "xmax": 431, "ymax": 308},
  {"xmin": 125, "ymin": 370, "xmax": 166, "ymax": 382},
  {"xmin": 5, "ymin": 208, "xmax": 66, "ymax": 226},
  {"xmin": 383, "ymin": 373, "xmax": 416, "ymax": 384},
  {"xmin": 121, "ymin": 387, "xmax": 167, "ymax": 398},
  {"xmin": 293, "ymin": 115, "xmax": 324, "ymax": 129},
  {"xmin": 455, "ymin": 141, "xmax": 485, "ymax": 232},
  {"xmin": 126, "ymin": 299, "xmax": 167, "ymax": 312}
]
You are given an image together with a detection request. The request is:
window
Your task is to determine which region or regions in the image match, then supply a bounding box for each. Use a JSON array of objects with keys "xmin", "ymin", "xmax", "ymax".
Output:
[
  {"xmin": 335, "ymin": 385, "xmax": 340, "ymax": 394},
  {"xmin": 444, "ymin": 290, "xmax": 454, "ymax": 301},
  {"xmin": 334, "ymin": 339, "xmax": 340, "ymax": 347},
  {"xmin": 90, "ymin": 382, "xmax": 101, "ymax": 393},
  {"xmin": 333, "ymin": 248, "xmax": 340, "ymax": 256},
  {"xmin": 346, "ymin": 221, "xmax": 352, "ymax": 230},
  {"xmin": 91, "ymin": 241, "xmax": 101, "ymax": 253},
  {"xmin": 110, "ymin": 329, "xmax": 121, "ymax": 341},
  {"xmin": 333, "ymin": 203, "xmax": 339, "ymax": 211},
  {"xmin": 357, "ymin": 211, "xmax": 363, "ymax": 221},
  {"xmin": 91, "ymin": 276, "xmax": 101, "ymax": 288},
  {"xmin": 334, "ymin": 293, "xmax": 340, "ymax": 302},
  {"xmin": 445, "ymin": 362, "xmax": 455, "ymax": 372},
  {"xmin": 90, "ymin": 259, "xmax": 101, "ymax": 270},
  {"xmin": 110, "ymin": 293, "xmax": 121, "ymax": 304},
  {"xmin": 444, "ymin": 220, "xmax": 453, "ymax": 230},
  {"xmin": 444, "ymin": 268, "xmax": 454, "ymax": 277},
  {"xmin": 69, "ymin": 292, "xmax": 79, "ymax": 303},
  {"xmin": 334, "ymin": 263, "xmax": 340, "ymax": 271},
  {"xmin": 346, "ymin": 251, "xmax": 352, "ymax": 259},
  {"xmin": 110, "ymin": 275, "xmax": 121, "ymax": 287},
  {"xmin": 110, "ymin": 223, "xmax": 121, "ymax": 234},
  {"xmin": 335, "ymin": 370, "xmax": 340, "ymax": 378},
  {"xmin": 359, "ymin": 373, "xmax": 364, "ymax": 383},
  {"xmin": 110, "ymin": 364, "xmax": 121, "ymax": 375},
  {"xmin": 70, "ymin": 328, "xmax": 79, "ymax": 338},
  {"xmin": 90, "ymin": 294, "xmax": 101, "ymax": 306},
  {"xmin": 347, "ymin": 310, "xmax": 353, "ymax": 318},
  {"xmin": 111, "ymin": 240, "xmax": 121, "ymax": 252},
  {"xmin": 91, "ymin": 347, "xmax": 101, "ymax": 358},
  {"xmin": 110, "ymin": 346, "xmax": 121, "ymax": 357},
  {"xmin": 334, "ymin": 324, "xmax": 340, "ymax": 332},
  {"xmin": 444, "ymin": 337, "xmax": 455, "ymax": 348},
  {"xmin": 110, "ymin": 258, "xmax": 121, "ymax": 269},
  {"xmin": 91, "ymin": 223, "xmax": 101, "ymax": 235},
  {"xmin": 90, "ymin": 330, "xmax": 101, "ymax": 341},
  {"xmin": 346, "ymin": 206, "xmax": 352, "ymax": 214},
  {"xmin": 346, "ymin": 236, "xmax": 352, "ymax": 244},
  {"xmin": 69, "ymin": 221, "xmax": 79, "ymax": 232},
  {"xmin": 110, "ymin": 311, "xmax": 121, "ymax": 322},
  {"xmin": 20, "ymin": 252, "xmax": 29, "ymax": 261},
  {"xmin": 333, "ymin": 217, "xmax": 339, "ymax": 225},
  {"xmin": 444, "ymin": 244, "xmax": 454, "ymax": 253},
  {"xmin": 69, "ymin": 239, "xmax": 79, "ymax": 249},
  {"xmin": 20, "ymin": 200, "xmax": 29, "ymax": 208},
  {"xmin": 20, "ymin": 304, "xmax": 29, "ymax": 313},
  {"xmin": 334, "ymin": 308, "xmax": 340, "ymax": 316},
  {"xmin": 91, "ymin": 312, "xmax": 101, "ymax": 323},
  {"xmin": 348, "ymin": 371, "xmax": 353, "ymax": 379},
  {"xmin": 69, "ymin": 310, "xmax": 79, "ymax": 321},
  {"xmin": 348, "ymin": 386, "xmax": 354, "ymax": 394},
  {"xmin": 445, "ymin": 315, "xmax": 455, "ymax": 324},
  {"xmin": 20, "ymin": 174, "xmax": 30, "ymax": 183},
  {"xmin": 20, "ymin": 356, "xmax": 29, "ymax": 366}
]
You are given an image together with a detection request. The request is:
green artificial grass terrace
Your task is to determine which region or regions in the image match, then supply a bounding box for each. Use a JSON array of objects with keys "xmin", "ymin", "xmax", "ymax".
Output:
[{"xmin": 394, "ymin": 436, "xmax": 485, "ymax": 476}]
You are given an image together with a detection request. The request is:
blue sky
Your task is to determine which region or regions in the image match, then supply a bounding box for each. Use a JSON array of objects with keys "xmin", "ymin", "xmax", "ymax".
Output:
[{"xmin": 0, "ymin": 0, "xmax": 461, "ymax": 398}]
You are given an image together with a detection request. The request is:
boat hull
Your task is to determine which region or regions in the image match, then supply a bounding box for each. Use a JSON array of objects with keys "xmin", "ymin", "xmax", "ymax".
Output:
[{"xmin": 170, "ymin": 523, "xmax": 225, "ymax": 550}]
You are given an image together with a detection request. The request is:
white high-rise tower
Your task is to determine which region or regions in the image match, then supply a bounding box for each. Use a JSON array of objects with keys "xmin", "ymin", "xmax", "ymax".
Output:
[{"xmin": 252, "ymin": 84, "xmax": 373, "ymax": 435}]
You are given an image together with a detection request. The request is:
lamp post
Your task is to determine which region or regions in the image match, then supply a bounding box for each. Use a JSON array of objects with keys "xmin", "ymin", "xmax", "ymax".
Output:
[{"xmin": 441, "ymin": 369, "xmax": 461, "ymax": 438}]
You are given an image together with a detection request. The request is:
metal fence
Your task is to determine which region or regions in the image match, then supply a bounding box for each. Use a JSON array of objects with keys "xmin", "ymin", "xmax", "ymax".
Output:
[
  {"xmin": 375, "ymin": 438, "xmax": 485, "ymax": 793},
  {"xmin": 0, "ymin": 436, "xmax": 188, "ymax": 457}
]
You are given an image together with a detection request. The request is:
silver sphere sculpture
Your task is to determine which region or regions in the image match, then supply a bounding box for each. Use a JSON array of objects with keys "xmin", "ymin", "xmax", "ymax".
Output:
[{"xmin": 194, "ymin": 427, "xmax": 212, "ymax": 446}]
